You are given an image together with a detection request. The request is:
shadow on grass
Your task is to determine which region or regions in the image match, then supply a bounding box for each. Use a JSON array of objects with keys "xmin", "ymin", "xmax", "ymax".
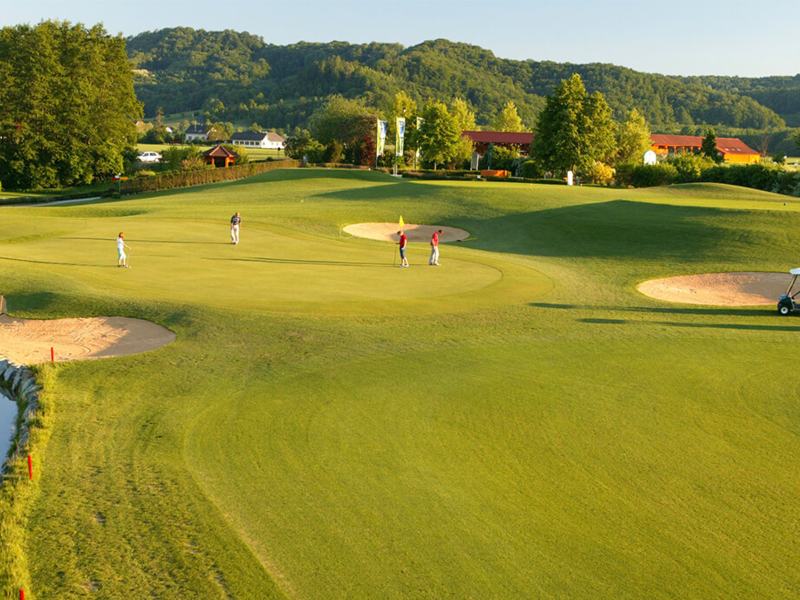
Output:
[
  {"xmin": 3, "ymin": 291, "xmax": 58, "ymax": 312},
  {"xmin": 0, "ymin": 256, "xmax": 117, "ymax": 268},
  {"xmin": 207, "ymin": 257, "xmax": 392, "ymax": 268},
  {"xmin": 575, "ymin": 317, "xmax": 800, "ymax": 332},
  {"xmin": 453, "ymin": 199, "xmax": 797, "ymax": 260},
  {"xmin": 657, "ymin": 321, "xmax": 800, "ymax": 332},
  {"xmin": 531, "ymin": 302, "xmax": 771, "ymax": 318},
  {"xmin": 62, "ymin": 237, "xmax": 229, "ymax": 246}
]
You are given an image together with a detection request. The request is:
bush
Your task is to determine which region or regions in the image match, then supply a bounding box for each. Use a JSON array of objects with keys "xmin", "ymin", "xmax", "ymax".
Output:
[
  {"xmin": 324, "ymin": 141, "xmax": 344, "ymax": 164},
  {"xmin": 586, "ymin": 162, "xmax": 614, "ymax": 185},
  {"xmin": 520, "ymin": 160, "xmax": 544, "ymax": 179},
  {"xmin": 120, "ymin": 159, "xmax": 300, "ymax": 195},
  {"xmin": 699, "ymin": 163, "xmax": 780, "ymax": 192},
  {"xmin": 630, "ymin": 163, "xmax": 678, "ymax": 187},
  {"xmin": 668, "ymin": 154, "xmax": 715, "ymax": 183}
]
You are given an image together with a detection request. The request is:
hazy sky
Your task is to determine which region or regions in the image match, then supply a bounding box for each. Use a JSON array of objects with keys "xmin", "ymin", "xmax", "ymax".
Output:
[{"xmin": 3, "ymin": 0, "xmax": 799, "ymax": 77}]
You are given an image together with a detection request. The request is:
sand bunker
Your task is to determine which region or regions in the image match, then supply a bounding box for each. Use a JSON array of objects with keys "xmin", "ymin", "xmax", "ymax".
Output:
[
  {"xmin": 0, "ymin": 315, "xmax": 175, "ymax": 365},
  {"xmin": 638, "ymin": 272, "xmax": 789, "ymax": 306},
  {"xmin": 343, "ymin": 222, "xmax": 469, "ymax": 243}
]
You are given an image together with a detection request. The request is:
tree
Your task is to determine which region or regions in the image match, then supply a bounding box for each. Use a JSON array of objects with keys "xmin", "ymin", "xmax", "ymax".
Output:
[
  {"xmin": 793, "ymin": 130, "xmax": 800, "ymax": 156},
  {"xmin": 450, "ymin": 98, "xmax": 477, "ymax": 165},
  {"xmin": 418, "ymin": 102, "xmax": 461, "ymax": 170},
  {"xmin": 615, "ymin": 109, "xmax": 651, "ymax": 166},
  {"xmin": 491, "ymin": 101, "xmax": 525, "ymax": 132},
  {"xmin": 0, "ymin": 21, "xmax": 142, "ymax": 189},
  {"xmin": 701, "ymin": 127, "xmax": 722, "ymax": 163},
  {"xmin": 385, "ymin": 91, "xmax": 417, "ymax": 147},
  {"xmin": 309, "ymin": 96, "xmax": 376, "ymax": 162},
  {"xmin": 248, "ymin": 122, "xmax": 263, "ymax": 132},
  {"xmin": 532, "ymin": 74, "xmax": 616, "ymax": 175}
]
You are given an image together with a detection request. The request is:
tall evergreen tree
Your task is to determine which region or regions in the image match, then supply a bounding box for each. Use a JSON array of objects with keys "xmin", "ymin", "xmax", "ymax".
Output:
[
  {"xmin": 701, "ymin": 127, "xmax": 722, "ymax": 163},
  {"xmin": 0, "ymin": 21, "xmax": 142, "ymax": 189},
  {"xmin": 532, "ymin": 74, "xmax": 616, "ymax": 175}
]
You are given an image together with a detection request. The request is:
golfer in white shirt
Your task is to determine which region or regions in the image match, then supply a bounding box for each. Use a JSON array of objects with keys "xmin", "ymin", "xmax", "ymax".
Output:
[{"xmin": 117, "ymin": 232, "xmax": 131, "ymax": 268}]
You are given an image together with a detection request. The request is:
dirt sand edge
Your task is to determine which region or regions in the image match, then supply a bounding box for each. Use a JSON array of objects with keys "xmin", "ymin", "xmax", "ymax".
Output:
[
  {"xmin": 637, "ymin": 271, "xmax": 788, "ymax": 306},
  {"xmin": 0, "ymin": 315, "xmax": 176, "ymax": 365},
  {"xmin": 343, "ymin": 223, "xmax": 469, "ymax": 243}
]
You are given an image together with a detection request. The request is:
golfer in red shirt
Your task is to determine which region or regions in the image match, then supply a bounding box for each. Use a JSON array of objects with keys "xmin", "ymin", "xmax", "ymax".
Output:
[
  {"xmin": 429, "ymin": 229, "xmax": 443, "ymax": 265},
  {"xmin": 397, "ymin": 230, "xmax": 409, "ymax": 268}
]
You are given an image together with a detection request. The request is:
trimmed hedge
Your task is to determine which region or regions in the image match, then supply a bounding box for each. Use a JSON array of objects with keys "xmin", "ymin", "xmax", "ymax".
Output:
[
  {"xmin": 120, "ymin": 159, "xmax": 300, "ymax": 195},
  {"xmin": 626, "ymin": 161, "xmax": 800, "ymax": 196}
]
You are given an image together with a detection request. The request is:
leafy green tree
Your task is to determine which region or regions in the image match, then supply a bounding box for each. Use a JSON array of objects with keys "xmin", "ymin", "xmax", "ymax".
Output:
[
  {"xmin": 532, "ymin": 74, "xmax": 616, "ymax": 175},
  {"xmin": 793, "ymin": 130, "xmax": 800, "ymax": 156},
  {"xmin": 418, "ymin": 102, "xmax": 461, "ymax": 170},
  {"xmin": 248, "ymin": 122, "xmax": 263, "ymax": 132},
  {"xmin": 700, "ymin": 128, "xmax": 722, "ymax": 163},
  {"xmin": 450, "ymin": 98, "xmax": 477, "ymax": 165},
  {"xmin": 615, "ymin": 109, "xmax": 651, "ymax": 166},
  {"xmin": 309, "ymin": 96, "xmax": 376, "ymax": 162},
  {"xmin": 385, "ymin": 91, "xmax": 418, "ymax": 145},
  {"xmin": 491, "ymin": 101, "xmax": 525, "ymax": 132},
  {"xmin": 0, "ymin": 21, "xmax": 141, "ymax": 189}
]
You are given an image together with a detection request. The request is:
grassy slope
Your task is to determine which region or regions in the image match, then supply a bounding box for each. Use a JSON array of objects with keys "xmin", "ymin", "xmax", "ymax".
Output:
[{"xmin": 2, "ymin": 172, "xmax": 800, "ymax": 598}]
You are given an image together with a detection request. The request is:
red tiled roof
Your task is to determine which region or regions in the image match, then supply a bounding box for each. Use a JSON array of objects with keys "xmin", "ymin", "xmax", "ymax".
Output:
[
  {"xmin": 650, "ymin": 134, "xmax": 759, "ymax": 156},
  {"xmin": 462, "ymin": 130, "xmax": 533, "ymax": 145},
  {"xmin": 203, "ymin": 145, "xmax": 238, "ymax": 158}
]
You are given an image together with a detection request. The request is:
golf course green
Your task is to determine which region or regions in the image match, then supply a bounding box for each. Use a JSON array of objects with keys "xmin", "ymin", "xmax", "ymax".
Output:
[{"xmin": 2, "ymin": 169, "xmax": 800, "ymax": 599}]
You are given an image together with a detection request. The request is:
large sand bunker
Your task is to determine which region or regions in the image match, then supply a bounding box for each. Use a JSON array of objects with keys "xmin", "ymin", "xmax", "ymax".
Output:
[
  {"xmin": 638, "ymin": 272, "xmax": 789, "ymax": 306},
  {"xmin": 0, "ymin": 316, "xmax": 175, "ymax": 365},
  {"xmin": 343, "ymin": 223, "xmax": 469, "ymax": 243}
]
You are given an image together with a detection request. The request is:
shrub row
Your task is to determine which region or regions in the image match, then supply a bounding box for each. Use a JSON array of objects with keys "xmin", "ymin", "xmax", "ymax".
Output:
[
  {"xmin": 120, "ymin": 159, "xmax": 300, "ymax": 195},
  {"xmin": 623, "ymin": 160, "xmax": 800, "ymax": 196}
]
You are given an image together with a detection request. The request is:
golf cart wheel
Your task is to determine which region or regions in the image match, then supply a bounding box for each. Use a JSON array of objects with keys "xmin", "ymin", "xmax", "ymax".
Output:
[{"xmin": 779, "ymin": 305, "xmax": 791, "ymax": 316}]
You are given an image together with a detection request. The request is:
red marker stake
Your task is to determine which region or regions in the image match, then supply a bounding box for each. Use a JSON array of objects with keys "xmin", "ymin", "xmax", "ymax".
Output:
[
  {"xmin": 28, "ymin": 455, "xmax": 32, "ymax": 481},
  {"xmin": 51, "ymin": 346, "xmax": 54, "ymax": 363},
  {"xmin": 20, "ymin": 590, "xmax": 25, "ymax": 600}
]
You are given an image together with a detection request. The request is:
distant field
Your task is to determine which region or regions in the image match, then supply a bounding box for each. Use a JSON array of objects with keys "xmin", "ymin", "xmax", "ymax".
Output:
[
  {"xmin": 3, "ymin": 172, "xmax": 800, "ymax": 599},
  {"xmin": 137, "ymin": 142, "xmax": 284, "ymax": 161}
]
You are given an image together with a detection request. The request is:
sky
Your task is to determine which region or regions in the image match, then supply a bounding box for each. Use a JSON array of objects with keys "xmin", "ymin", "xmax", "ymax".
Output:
[{"xmin": 2, "ymin": 0, "xmax": 799, "ymax": 78}]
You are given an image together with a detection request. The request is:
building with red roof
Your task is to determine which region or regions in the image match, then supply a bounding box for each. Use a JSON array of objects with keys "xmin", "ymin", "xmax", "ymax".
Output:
[
  {"xmin": 650, "ymin": 134, "xmax": 761, "ymax": 164},
  {"xmin": 203, "ymin": 145, "xmax": 238, "ymax": 168},
  {"xmin": 461, "ymin": 131, "xmax": 533, "ymax": 154}
]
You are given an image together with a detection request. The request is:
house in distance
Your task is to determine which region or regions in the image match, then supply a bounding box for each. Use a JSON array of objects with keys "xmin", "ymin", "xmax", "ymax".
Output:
[
  {"xmin": 230, "ymin": 131, "xmax": 286, "ymax": 150},
  {"xmin": 185, "ymin": 123, "xmax": 214, "ymax": 142}
]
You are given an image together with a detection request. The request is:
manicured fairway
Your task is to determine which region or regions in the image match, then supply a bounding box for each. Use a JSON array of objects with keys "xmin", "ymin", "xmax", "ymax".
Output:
[{"xmin": 2, "ymin": 171, "xmax": 800, "ymax": 599}]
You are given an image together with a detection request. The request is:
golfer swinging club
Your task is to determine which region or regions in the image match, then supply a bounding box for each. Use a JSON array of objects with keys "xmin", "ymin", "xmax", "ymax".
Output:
[
  {"xmin": 230, "ymin": 212, "xmax": 242, "ymax": 245},
  {"xmin": 117, "ymin": 232, "xmax": 131, "ymax": 268}
]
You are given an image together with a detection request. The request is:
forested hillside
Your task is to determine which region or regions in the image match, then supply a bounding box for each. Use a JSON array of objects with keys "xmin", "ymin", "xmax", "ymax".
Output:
[
  {"xmin": 127, "ymin": 27, "xmax": 793, "ymax": 132},
  {"xmin": 679, "ymin": 75, "xmax": 800, "ymax": 127}
]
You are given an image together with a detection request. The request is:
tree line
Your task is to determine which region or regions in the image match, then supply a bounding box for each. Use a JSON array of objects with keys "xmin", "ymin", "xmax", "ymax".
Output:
[
  {"xmin": 0, "ymin": 21, "xmax": 141, "ymax": 190},
  {"xmin": 127, "ymin": 29, "xmax": 790, "ymax": 132}
]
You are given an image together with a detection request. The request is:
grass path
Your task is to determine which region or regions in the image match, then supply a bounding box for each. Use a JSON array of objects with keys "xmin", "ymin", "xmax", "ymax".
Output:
[{"xmin": 2, "ymin": 171, "xmax": 800, "ymax": 598}]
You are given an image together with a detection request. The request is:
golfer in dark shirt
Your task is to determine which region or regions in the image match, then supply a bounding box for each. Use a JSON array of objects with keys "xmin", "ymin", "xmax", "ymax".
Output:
[{"xmin": 230, "ymin": 212, "xmax": 242, "ymax": 245}]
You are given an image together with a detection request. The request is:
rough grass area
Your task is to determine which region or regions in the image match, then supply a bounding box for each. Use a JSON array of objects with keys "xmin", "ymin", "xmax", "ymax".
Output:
[{"xmin": 2, "ymin": 171, "xmax": 800, "ymax": 598}]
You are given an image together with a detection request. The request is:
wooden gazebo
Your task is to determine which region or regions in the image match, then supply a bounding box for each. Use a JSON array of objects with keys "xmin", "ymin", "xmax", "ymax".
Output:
[{"xmin": 203, "ymin": 145, "xmax": 238, "ymax": 168}]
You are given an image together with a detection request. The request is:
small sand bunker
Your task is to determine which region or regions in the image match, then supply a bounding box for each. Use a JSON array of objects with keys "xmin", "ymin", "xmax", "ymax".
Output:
[
  {"xmin": 0, "ymin": 315, "xmax": 175, "ymax": 365},
  {"xmin": 638, "ymin": 272, "xmax": 789, "ymax": 306},
  {"xmin": 343, "ymin": 222, "xmax": 469, "ymax": 243}
]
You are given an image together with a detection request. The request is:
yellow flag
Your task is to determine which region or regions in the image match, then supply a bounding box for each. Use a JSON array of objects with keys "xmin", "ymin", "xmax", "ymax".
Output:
[{"xmin": 399, "ymin": 215, "xmax": 404, "ymax": 228}]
